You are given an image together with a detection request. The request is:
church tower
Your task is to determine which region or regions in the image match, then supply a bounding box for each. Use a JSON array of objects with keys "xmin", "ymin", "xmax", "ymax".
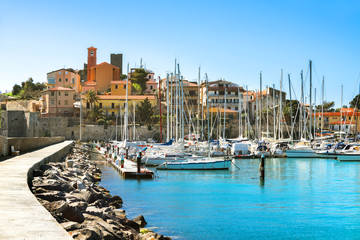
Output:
[{"xmin": 87, "ymin": 47, "xmax": 97, "ymax": 81}]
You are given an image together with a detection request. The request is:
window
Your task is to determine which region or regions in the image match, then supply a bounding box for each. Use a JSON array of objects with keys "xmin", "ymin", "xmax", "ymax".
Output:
[
  {"xmin": 58, "ymin": 71, "xmax": 62, "ymax": 75},
  {"xmin": 65, "ymin": 100, "xmax": 68, "ymax": 105},
  {"xmin": 112, "ymin": 112, "xmax": 115, "ymax": 117},
  {"xmin": 214, "ymin": 91, "xmax": 217, "ymax": 94},
  {"xmin": 124, "ymin": 103, "xmax": 126, "ymax": 108},
  {"xmin": 235, "ymin": 91, "xmax": 238, "ymax": 96},
  {"xmin": 58, "ymin": 100, "xmax": 61, "ymax": 105},
  {"xmin": 99, "ymin": 103, "xmax": 102, "ymax": 108},
  {"xmin": 65, "ymin": 91, "xmax": 68, "ymax": 96},
  {"xmin": 150, "ymin": 85, "xmax": 153, "ymax": 90},
  {"xmin": 59, "ymin": 78, "xmax": 62, "ymax": 82},
  {"xmin": 235, "ymin": 107, "xmax": 238, "ymax": 110},
  {"xmin": 124, "ymin": 85, "xmax": 126, "ymax": 89},
  {"xmin": 115, "ymin": 85, "xmax": 118, "ymax": 89},
  {"xmin": 219, "ymin": 91, "xmax": 225, "ymax": 95},
  {"xmin": 189, "ymin": 91, "xmax": 196, "ymax": 96},
  {"xmin": 65, "ymin": 78, "xmax": 68, "ymax": 82},
  {"xmin": 86, "ymin": 103, "xmax": 90, "ymax": 109},
  {"xmin": 72, "ymin": 78, "xmax": 75, "ymax": 84},
  {"xmin": 112, "ymin": 103, "xmax": 115, "ymax": 108},
  {"xmin": 65, "ymin": 71, "xmax": 68, "ymax": 75},
  {"xmin": 58, "ymin": 92, "xmax": 61, "ymax": 96},
  {"xmin": 51, "ymin": 92, "xmax": 55, "ymax": 96},
  {"xmin": 50, "ymin": 100, "xmax": 55, "ymax": 105}
]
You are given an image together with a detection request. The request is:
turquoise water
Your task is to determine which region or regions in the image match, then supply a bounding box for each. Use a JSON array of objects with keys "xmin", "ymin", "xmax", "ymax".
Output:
[{"xmin": 98, "ymin": 158, "xmax": 360, "ymax": 239}]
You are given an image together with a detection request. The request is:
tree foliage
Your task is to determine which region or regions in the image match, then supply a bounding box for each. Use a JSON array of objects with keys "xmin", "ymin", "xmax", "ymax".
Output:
[
  {"xmin": 11, "ymin": 78, "xmax": 46, "ymax": 99},
  {"xmin": 350, "ymin": 94, "xmax": 360, "ymax": 109},
  {"xmin": 120, "ymin": 74, "xmax": 128, "ymax": 80},
  {"xmin": 78, "ymin": 64, "xmax": 87, "ymax": 81},
  {"xmin": 84, "ymin": 90, "xmax": 99, "ymax": 109},
  {"xmin": 130, "ymin": 69, "xmax": 148, "ymax": 94},
  {"xmin": 136, "ymin": 98, "xmax": 154, "ymax": 125},
  {"xmin": 316, "ymin": 101, "xmax": 335, "ymax": 111}
]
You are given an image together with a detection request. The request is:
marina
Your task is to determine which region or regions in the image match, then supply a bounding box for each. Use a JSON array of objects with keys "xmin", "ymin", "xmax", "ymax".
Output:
[{"xmin": 98, "ymin": 156, "xmax": 360, "ymax": 240}]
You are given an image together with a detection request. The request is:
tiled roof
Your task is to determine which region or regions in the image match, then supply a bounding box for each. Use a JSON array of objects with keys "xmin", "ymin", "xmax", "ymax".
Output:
[
  {"xmin": 329, "ymin": 121, "xmax": 355, "ymax": 125},
  {"xmin": 45, "ymin": 87, "xmax": 75, "ymax": 91},
  {"xmin": 146, "ymin": 81, "xmax": 157, "ymax": 84},
  {"xmin": 209, "ymin": 107, "xmax": 238, "ymax": 113},
  {"xmin": 90, "ymin": 62, "xmax": 119, "ymax": 70},
  {"xmin": 98, "ymin": 95, "xmax": 156, "ymax": 100},
  {"xmin": 111, "ymin": 80, "xmax": 129, "ymax": 85}
]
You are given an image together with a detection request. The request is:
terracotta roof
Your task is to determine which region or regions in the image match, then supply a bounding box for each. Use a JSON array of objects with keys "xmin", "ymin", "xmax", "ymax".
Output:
[
  {"xmin": 98, "ymin": 95, "xmax": 156, "ymax": 100},
  {"xmin": 88, "ymin": 46, "xmax": 97, "ymax": 50},
  {"xmin": 90, "ymin": 62, "xmax": 119, "ymax": 70},
  {"xmin": 209, "ymin": 107, "xmax": 238, "ymax": 113},
  {"xmin": 329, "ymin": 121, "xmax": 355, "ymax": 125},
  {"xmin": 146, "ymin": 81, "xmax": 157, "ymax": 84},
  {"xmin": 45, "ymin": 87, "xmax": 75, "ymax": 91},
  {"xmin": 111, "ymin": 80, "xmax": 129, "ymax": 85},
  {"xmin": 314, "ymin": 110, "xmax": 360, "ymax": 117},
  {"xmin": 83, "ymin": 81, "xmax": 97, "ymax": 86}
]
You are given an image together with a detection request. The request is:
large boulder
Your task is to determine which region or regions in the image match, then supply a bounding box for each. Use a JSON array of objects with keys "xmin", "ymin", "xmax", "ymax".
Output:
[
  {"xmin": 33, "ymin": 178, "xmax": 75, "ymax": 193},
  {"xmin": 62, "ymin": 206, "xmax": 85, "ymax": 223},
  {"xmin": 35, "ymin": 191, "xmax": 65, "ymax": 202},
  {"xmin": 132, "ymin": 215, "xmax": 147, "ymax": 228},
  {"xmin": 60, "ymin": 221, "xmax": 82, "ymax": 231},
  {"xmin": 42, "ymin": 200, "xmax": 68, "ymax": 213}
]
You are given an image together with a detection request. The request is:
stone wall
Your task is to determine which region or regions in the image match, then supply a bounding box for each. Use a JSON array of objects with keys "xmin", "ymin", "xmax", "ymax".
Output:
[
  {"xmin": 0, "ymin": 136, "xmax": 7, "ymax": 156},
  {"xmin": 6, "ymin": 136, "xmax": 65, "ymax": 156}
]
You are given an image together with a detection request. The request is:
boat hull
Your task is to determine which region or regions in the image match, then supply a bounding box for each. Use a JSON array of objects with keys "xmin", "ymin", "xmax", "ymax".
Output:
[
  {"xmin": 157, "ymin": 159, "xmax": 231, "ymax": 170},
  {"xmin": 336, "ymin": 154, "xmax": 360, "ymax": 161}
]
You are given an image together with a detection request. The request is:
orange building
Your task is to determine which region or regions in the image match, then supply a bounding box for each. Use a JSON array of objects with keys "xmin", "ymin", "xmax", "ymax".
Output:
[
  {"xmin": 46, "ymin": 69, "xmax": 80, "ymax": 93},
  {"xmin": 82, "ymin": 47, "xmax": 122, "ymax": 93},
  {"xmin": 40, "ymin": 87, "xmax": 75, "ymax": 116},
  {"xmin": 314, "ymin": 108, "xmax": 360, "ymax": 132}
]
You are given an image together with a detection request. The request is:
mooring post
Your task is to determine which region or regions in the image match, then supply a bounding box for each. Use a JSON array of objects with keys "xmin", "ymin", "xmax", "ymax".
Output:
[
  {"xmin": 137, "ymin": 152, "xmax": 141, "ymax": 174},
  {"xmin": 126, "ymin": 148, "xmax": 129, "ymax": 159},
  {"xmin": 260, "ymin": 154, "xmax": 265, "ymax": 180}
]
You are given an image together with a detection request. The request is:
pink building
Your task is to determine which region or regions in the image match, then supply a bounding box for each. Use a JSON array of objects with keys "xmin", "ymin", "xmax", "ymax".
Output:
[
  {"xmin": 46, "ymin": 69, "xmax": 80, "ymax": 93},
  {"xmin": 40, "ymin": 87, "xmax": 75, "ymax": 116}
]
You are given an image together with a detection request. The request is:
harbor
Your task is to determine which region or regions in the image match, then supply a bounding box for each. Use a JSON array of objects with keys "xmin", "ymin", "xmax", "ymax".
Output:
[{"xmin": 98, "ymin": 156, "xmax": 360, "ymax": 240}]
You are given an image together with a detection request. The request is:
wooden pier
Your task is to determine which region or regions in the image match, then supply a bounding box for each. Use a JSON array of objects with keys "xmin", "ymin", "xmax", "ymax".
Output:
[{"xmin": 109, "ymin": 158, "xmax": 154, "ymax": 179}]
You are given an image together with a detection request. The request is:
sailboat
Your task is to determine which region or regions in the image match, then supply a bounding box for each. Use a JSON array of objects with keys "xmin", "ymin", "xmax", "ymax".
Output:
[{"xmin": 157, "ymin": 73, "xmax": 231, "ymax": 170}]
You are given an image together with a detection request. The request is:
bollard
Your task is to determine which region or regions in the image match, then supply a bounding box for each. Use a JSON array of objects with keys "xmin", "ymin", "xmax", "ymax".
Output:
[
  {"xmin": 259, "ymin": 154, "xmax": 265, "ymax": 180},
  {"xmin": 137, "ymin": 153, "xmax": 141, "ymax": 174},
  {"xmin": 126, "ymin": 148, "xmax": 129, "ymax": 159}
]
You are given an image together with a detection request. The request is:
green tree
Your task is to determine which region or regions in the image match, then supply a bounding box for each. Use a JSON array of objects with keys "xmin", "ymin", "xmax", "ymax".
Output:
[
  {"xmin": 84, "ymin": 90, "xmax": 99, "ymax": 109},
  {"xmin": 78, "ymin": 64, "xmax": 87, "ymax": 81},
  {"xmin": 130, "ymin": 69, "xmax": 148, "ymax": 94},
  {"xmin": 136, "ymin": 98, "xmax": 154, "ymax": 125},
  {"xmin": 350, "ymin": 94, "xmax": 360, "ymax": 109},
  {"xmin": 120, "ymin": 74, "xmax": 128, "ymax": 80},
  {"xmin": 12, "ymin": 84, "xmax": 21, "ymax": 95},
  {"xmin": 316, "ymin": 101, "xmax": 335, "ymax": 111}
]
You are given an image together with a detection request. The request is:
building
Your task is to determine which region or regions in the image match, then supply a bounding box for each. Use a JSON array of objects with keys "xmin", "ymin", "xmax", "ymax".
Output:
[
  {"xmin": 40, "ymin": 87, "xmax": 75, "ymax": 116},
  {"xmin": 82, "ymin": 47, "xmax": 123, "ymax": 93},
  {"xmin": 314, "ymin": 108, "xmax": 360, "ymax": 133},
  {"xmin": 85, "ymin": 95, "xmax": 157, "ymax": 117},
  {"xmin": 46, "ymin": 69, "xmax": 80, "ymax": 93},
  {"xmin": 128, "ymin": 68, "xmax": 157, "ymax": 94},
  {"xmin": 110, "ymin": 80, "xmax": 132, "ymax": 95},
  {"xmin": 243, "ymin": 87, "xmax": 286, "ymax": 122},
  {"xmin": 201, "ymin": 80, "xmax": 244, "ymax": 112}
]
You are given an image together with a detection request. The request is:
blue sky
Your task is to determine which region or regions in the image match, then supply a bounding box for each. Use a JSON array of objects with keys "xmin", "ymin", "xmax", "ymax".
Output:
[{"xmin": 1, "ymin": 0, "xmax": 360, "ymax": 107}]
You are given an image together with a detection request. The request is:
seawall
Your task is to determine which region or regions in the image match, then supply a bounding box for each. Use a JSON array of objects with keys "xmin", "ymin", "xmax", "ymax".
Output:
[{"xmin": 0, "ymin": 140, "xmax": 74, "ymax": 239}]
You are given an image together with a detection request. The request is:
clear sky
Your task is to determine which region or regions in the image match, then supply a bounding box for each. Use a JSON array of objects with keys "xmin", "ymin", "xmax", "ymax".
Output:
[{"xmin": 1, "ymin": 0, "xmax": 360, "ymax": 107}]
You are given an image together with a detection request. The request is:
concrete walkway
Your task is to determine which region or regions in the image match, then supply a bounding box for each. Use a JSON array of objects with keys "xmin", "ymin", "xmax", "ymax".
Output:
[{"xmin": 0, "ymin": 141, "xmax": 74, "ymax": 240}]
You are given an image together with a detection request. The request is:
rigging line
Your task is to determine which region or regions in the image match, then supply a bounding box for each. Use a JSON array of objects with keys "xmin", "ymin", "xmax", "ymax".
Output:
[
  {"xmin": 312, "ymin": 64, "xmax": 323, "ymax": 90},
  {"xmin": 350, "ymin": 72, "xmax": 360, "ymax": 101}
]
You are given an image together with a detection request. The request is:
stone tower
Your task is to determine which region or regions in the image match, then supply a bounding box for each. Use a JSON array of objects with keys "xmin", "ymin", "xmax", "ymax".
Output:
[
  {"xmin": 87, "ymin": 47, "xmax": 97, "ymax": 81},
  {"xmin": 110, "ymin": 53, "xmax": 123, "ymax": 74}
]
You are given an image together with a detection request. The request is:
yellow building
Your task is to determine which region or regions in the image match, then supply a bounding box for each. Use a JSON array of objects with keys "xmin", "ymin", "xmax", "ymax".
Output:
[
  {"xmin": 314, "ymin": 108, "xmax": 360, "ymax": 132},
  {"xmin": 84, "ymin": 95, "xmax": 157, "ymax": 117},
  {"xmin": 110, "ymin": 80, "xmax": 132, "ymax": 95}
]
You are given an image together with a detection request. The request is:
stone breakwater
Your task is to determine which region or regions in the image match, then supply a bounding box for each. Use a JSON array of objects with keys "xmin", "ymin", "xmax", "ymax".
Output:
[{"xmin": 30, "ymin": 147, "xmax": 171, "ymax": 240}]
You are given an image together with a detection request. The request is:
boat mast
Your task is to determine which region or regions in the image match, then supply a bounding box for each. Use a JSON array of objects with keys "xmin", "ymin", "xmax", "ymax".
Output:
[
  {"xmin": 300, "ymin": 71, "xmax": 304, "ymax": 139},
  {"xmin": 238, "ymin": 87, "xmax": 242, "ymax": 138},
  {"xmin": 175, "ymin": 59, "xmax": 178, "ymax": 142},
  {"xmin": 309, "ymin": 60, "xmax": 312, "ymax": 140},
  {"xmin": 340, "ymin": 84, "xmax": 343, "ymax": 141},
  {"xmin": 260, "ymin": 72, "xmax": 262, "ymax": 140},
  {"xmin": 223, "ymin": 85, "xmax": 227, "ymax": 140},
  {"xmin": 166, "ymin": 74, "xmax": 170, "ymax": 142},
  {"xmin": 273, "ymin": 84, "xmax": 276, "ymax": 139},
  {"xmin": 314, "ymin": 88, "xmax": 317, "ymax": 140},
  {"xmin": 266, "ymin": 86, "xmax": 269, "ymax": 138},
  {"xmin": 246, "ymin": 85, "xmax": 250, "ymax": 138},
  {"xmin": 124, "ymin": 63, "xmax": 129, "ymax": 142},
  {"xmin": 288, "ymin": 74, "xmax": 293, "ymax": 142},
  {"xmin": 279, "ymin": 70, "xmax": 283, "ymax": 139},
  {"xmin": 133, "ymin": 101, "xmax": 136, "ymax": 141},
  {"xmin": 321, "ymin": 76, "xmax": 324, "ymax": 139},
  {"xmin": 206, "ymin": 74, "xmax": 210, "ymax": 156},
  {"xmin": 197, "ymin": 66, "xmax": 200, "ymax": 139},
  {"xmin": 170, "ymin": 73, "xmax": 173, "ymax": 140}
]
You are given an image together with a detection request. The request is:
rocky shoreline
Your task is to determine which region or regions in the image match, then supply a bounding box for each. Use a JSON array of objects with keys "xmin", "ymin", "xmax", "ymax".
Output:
[{"xmin": 30, "ymin": 147, "xmax": 171, "ymax": 240}]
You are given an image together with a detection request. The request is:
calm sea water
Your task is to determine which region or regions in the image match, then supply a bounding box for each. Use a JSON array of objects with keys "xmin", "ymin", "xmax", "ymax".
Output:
[{"xmin": 98, "ymin": 158, "xmax": 360, "ymax": 240}]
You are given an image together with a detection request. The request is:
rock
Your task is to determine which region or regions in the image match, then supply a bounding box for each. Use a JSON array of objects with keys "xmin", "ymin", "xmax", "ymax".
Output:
[
  {"xmin": 35, "ymin": 191, "xmax": 65, "ymax": 202},
  {"xmin": 70, "ymin": 227, "xmax": 102, "ymax": 240},
  {"xmin": 42, "ymin": 200, "xmax": 68, "ymax": 213},
  {"xmin": 66, "ymin": 159, "xmax": 75, "ymax": 168},
  {"xmin": 33, "ymin": 179, "xmax": 75, "ymax": 193},
  {"xmin": 133, "ymin": 215, "xmax": 147, "ymax": 228},
  {"xmin": 85, "ymin": 206, "xmax": 104, "ymax": 219},
  {"xmin": 113, "ymin": 209, "xmax": 126, "ymax": 218},
  {"xmin": 60, "ymin": 221, "xmax": 82, "ymax": 231},
  {"xmin": 62, "ymin": 206, "xmax": 85, "ymax": 223},
  {"xmin": 77, "ymin": 180, "xmax": 86, "ymax": 190},
  {"xmin": 32, "ymin": 169, "xmax": 43, "ymax": 177},
  {"xmin": 67, "ymin": 189, "xmax": 97, "ymax": 203},
  {"xmin": 69, "ymin": 201, "xmax": 88, "ymax": 212}
]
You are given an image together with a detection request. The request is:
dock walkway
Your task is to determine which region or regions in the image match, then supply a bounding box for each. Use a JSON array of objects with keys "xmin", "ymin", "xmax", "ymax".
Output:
[{"xmin": 0, "ymin": 141, "xmax": 73, "ymax": 240}]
